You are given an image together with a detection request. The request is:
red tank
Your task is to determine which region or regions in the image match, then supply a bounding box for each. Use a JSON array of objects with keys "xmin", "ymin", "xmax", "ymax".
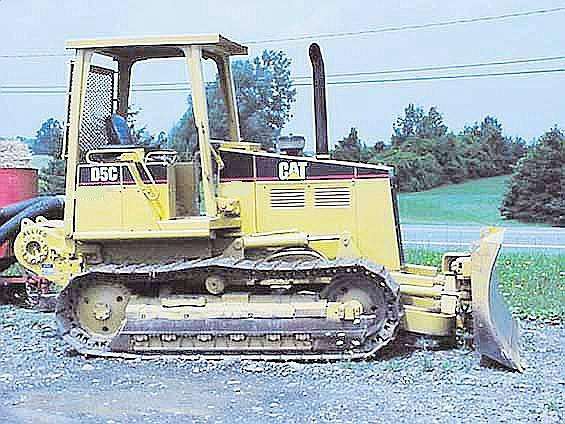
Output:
[{"xmin": 0, "ymin": 168, "xmax": 38, "ymax": 257}]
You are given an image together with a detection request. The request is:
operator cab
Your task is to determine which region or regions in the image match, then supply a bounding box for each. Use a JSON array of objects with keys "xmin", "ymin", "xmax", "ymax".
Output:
[{"xmin": 64, "ymin": 35, "xmax": 247, "ymax": 239}]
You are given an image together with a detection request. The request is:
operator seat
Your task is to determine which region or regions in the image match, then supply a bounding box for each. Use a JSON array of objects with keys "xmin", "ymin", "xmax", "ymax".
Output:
[{"xmin": 106, "ymin": 114, "xmax": 133, "ymax": 145}]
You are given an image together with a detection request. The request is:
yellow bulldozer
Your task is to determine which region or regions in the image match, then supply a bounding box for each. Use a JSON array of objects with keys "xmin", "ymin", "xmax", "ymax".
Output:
[{"xmin": 13, "ymin": 34, "xmax": 523, "ymax": 370}]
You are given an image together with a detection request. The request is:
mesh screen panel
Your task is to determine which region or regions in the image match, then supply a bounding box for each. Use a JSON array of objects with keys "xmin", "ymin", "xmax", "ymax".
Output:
[{"xmin": 78, "ymin": 65, "xmax": 115, "ymax": 162}]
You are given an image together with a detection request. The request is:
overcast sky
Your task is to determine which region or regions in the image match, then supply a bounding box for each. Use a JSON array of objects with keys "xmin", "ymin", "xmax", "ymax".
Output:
[{"xmin": 1, "ymin": 0, "xmax": 565, "ymax": 150}]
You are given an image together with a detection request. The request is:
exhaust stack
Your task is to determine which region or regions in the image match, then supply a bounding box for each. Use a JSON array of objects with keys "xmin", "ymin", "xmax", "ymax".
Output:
[{"xmin": 309, "ymin": 43, "xmax": 329, "ymax": 158}]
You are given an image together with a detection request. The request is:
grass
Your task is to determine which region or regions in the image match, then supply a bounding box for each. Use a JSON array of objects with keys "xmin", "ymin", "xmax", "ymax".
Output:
[
  {"xmin": 405, "ymin": 247, "xmax": 565, "ymax": 321},
  {"xmin": 398, "ymin": 175, "xmax": 542, "ymax": 226}
]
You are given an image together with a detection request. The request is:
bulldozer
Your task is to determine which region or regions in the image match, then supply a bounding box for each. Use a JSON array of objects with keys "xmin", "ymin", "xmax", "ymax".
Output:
[{"xmin": 13, "ymin": 34, "xmax": 523, "ymax": 370}]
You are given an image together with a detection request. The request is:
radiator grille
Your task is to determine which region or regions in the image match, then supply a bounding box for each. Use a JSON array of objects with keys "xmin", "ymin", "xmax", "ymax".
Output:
[
  {"xmin": 314, "ymin": 187, "xmax": 351, "ymax": 208},
  {"xmin": 270, "ymin": 188, "xmax": 306, "ymax": 209}
]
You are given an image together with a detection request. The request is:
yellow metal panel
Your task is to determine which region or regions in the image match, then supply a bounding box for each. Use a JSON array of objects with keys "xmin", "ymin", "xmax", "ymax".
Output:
[
  {"xmin": 308, "ymin": 240, "xmax": 339, "ymax": 261},
  {"xmin": 74, "ymin": 229, "xmax": 209, "ymax": 240},
  {"xmin": 120, "ymin": 185, "xmax": 170, "ymax": 232},
  {"xmin": 402, "ymin": 263, "xmax": 438, "ymax": 277},
  {"xmin": 74, "ymin": 215, "xmax": 240, "ymax": 241},
  {"xmin": 75, "ymin": 182, "xmax": 172, "ymax": 235},
  {"xmin": 256, "ymin": 181, "xmax": 355, "ymax": 233},
  {"xmin": 75, "ymin": 186, "xmax": 123, "ymax": 232},
  {"xmin": 354, "ymin": 179, "xmax": 401, "ymax": 270},
  {"xmin": 400, "ymin": 295, "xmax": 440, "ymax": 310},
  {"xmin": 159, "ymin": 216, "xmax": 240, "ymax": 232},
  {"xmin": 209, "ymin": 216, "xmax": 241, "ymax": 230},
  {"xmin": 255, "ymin": 181, "xmax": 356, "ymax": 260},
  {"xmin": 402, "ymin": 305, "xmax": 455, "ymax": 336},
  {"xmin": 246, "ymin": 178, "xmax": 402, "ymax": 268},
  {"xmin": 219, "ymin": 181, "xmax": 257, "ymax": 234},
  {"xmin": 390, "ymin": 271, "xmax": 438, "ymax": 288}
]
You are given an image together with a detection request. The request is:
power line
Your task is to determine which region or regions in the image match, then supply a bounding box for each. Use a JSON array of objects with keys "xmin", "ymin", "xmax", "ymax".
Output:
[
  {"xmin": 0, "ymin": 52, "xmax": 70, "ymax": 59},
  {"xmin": 2, "ymin": 67, "xmax": 564, "ymax": 95},
  {"xmin": 2, "ymin": 6, "xmax": 565, "ymax": 59},
  {"xmin": 292, "ymin": 54, "xmax": 565, "ymax": 80},
  {"xmin": 246, "ymin": 6, "xmax": 565, "ymax": 44},
  {"xmin": 0, "ymin": 81, "xmax": 219, "ymax": 90},
  {"xmin": 4, "ymin": 54, "xmax": 565, "ymax": 90},
  {"xmin": 294, "ymin": 67, "xmax": 565, "ymax": 86}
]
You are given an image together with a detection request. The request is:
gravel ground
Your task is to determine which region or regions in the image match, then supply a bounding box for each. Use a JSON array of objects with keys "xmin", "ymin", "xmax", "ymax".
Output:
[{"xmin": 0, "ymin": 305, "xmax": 563, "ymax": 424}]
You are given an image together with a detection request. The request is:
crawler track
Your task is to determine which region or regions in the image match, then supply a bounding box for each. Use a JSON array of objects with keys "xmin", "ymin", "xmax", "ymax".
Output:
[{"xmin": 56, "ymin": 256, "xmax": 402, "ymax": 359}]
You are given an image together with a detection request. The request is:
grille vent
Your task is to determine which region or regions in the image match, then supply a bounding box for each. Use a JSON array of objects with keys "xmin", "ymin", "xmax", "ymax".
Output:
[
  {"xmin": 314, "ymin": 187, "xmax": 351, "ymax": 208},
  {"xmin": 270, "ymin": 188, "xmax": 306, "ymax": 209},
  {"xmin": 78, "ymin": 65, "xmax": 115, "ymax": 163}
]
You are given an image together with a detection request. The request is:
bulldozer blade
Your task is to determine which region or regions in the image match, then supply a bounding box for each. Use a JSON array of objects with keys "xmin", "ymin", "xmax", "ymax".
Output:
[{"xmin": 471, "ymin": 228, "xmax": 525, "ymax": 371}]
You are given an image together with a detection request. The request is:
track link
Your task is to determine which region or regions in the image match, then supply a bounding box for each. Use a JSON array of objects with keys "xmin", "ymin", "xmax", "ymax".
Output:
[{"xmin": 56, "ymin": 256, "xmax": 402, "ymax": 360}]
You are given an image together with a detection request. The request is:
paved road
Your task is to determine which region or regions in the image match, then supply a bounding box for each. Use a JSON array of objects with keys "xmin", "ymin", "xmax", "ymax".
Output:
[{"xmin": 401, "ymin": 224, "xmax": 565, "ymax": 251}]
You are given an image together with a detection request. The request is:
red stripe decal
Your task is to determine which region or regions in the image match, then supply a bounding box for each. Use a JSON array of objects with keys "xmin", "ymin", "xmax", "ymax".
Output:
[{"xmin": 220, "ymin": 174, "xmax": 388, "ymax": 182}]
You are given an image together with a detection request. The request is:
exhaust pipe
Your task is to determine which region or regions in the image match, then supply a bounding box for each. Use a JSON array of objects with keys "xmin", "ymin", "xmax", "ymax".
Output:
[{"xmin": 309, "ymin": 43, "xmax": 329, "ymax": 158}]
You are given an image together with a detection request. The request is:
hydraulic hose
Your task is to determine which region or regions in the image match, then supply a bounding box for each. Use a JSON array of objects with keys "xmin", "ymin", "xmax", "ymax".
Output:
[
  {"xmin": 0, "ymin": 256, "xmax": 16, "ymax": 273},
  {"xmin": 0, "ymin": 196, "xmax": 65, "ymax": 246},
  {"xmin": 0, "ymin": 197, "xmax": 45, "ymax": 226}
]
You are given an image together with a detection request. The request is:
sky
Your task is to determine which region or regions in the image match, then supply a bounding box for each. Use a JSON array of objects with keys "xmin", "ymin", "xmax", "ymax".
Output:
[{"xmin": 1, "ymin": 0, "xmax": 565, "ymax": 151}]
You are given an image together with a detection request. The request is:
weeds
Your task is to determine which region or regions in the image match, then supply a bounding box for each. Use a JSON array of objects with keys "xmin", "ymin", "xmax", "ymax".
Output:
[{"xmin": 405, "ymin": 248, "xmax": 565, "ymax": 322}]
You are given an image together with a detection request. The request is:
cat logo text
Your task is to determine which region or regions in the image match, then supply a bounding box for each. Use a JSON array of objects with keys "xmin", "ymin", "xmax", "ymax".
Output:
[{"xmin": 277, "ymin": 161, "xmax": 308, "ymax": 180}]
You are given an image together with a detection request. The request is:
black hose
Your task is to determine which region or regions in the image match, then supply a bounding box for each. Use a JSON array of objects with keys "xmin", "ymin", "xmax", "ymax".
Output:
[
  {"xmin": 0, "ymin": 196, "xmax": 65, "ymax": 246},
  {"xmin": 0, "ymin": 197, "xmax": 45, "ymax": 225},
  {"xmin": 0, "ymin": 256, "xmax": 16, "ymax": 273}
]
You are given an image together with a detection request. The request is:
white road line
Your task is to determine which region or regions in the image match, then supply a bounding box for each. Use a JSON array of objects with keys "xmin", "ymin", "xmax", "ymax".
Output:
[{"xmin": 404, "ymin": 241, "xmax": 565, "ymax": 249}]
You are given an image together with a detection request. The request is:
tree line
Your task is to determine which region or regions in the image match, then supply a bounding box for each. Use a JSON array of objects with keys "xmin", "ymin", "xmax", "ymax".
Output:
[{"xmin": 331, "ymin": 105, "xmax": 527, "ymax": 192}]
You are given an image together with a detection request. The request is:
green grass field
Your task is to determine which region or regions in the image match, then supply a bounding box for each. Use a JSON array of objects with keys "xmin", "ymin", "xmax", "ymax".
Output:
[
  {"xmin": 398, "ymin": 175, "xmax": 538, "ymax": 226},
  {"xmin": 405, "ymin": 248, "xmax": 565, "ymax": 322}
]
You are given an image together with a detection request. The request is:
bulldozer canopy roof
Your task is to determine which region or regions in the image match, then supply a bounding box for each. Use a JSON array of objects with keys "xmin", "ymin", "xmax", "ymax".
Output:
[{"xmin": 65, "ymin": 34, "xmax": 248, "ymax": 60}]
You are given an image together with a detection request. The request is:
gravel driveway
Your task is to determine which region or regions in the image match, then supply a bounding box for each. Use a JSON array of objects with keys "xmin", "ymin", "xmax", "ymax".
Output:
[{"xmin": 0, "ymin": 305, "xmax": 563, "ymax": 423}]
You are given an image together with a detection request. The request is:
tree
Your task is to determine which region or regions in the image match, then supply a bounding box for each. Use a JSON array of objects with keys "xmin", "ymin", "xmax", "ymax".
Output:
[
  {"xmin": 331, "ymin": 128, "xmax": 377, "ymax": 162},
  {"xmin": 420, "ymin": 106, "xmax": 448, "ymax": 139},
  {"xmin": 127, "ymin": 108, "xmax": 166, "ymax": 148},
  {"xmin": 392, "ymin": 104, "xmax": 447, "ymax": 145},
  {"xmin": 462, "ymin": 116, "xmax": 526, "ymax": 178},
  {"xmin": 332, "ymin": 128, "xmax": 362, "ymax": 161},
  {"xmin": 170, "ymin": 50, "xmax": 296, "ymax": 157},
  {"xmin": 501, "ymin": 127, "xmax": 564, "ymax": 226},
  {"xmin": 33, "ymin": 118, "xmax": 63, "ymax": 156},
  {"xmin": 371, "ymin": 145, "xmax": 443, "ymax": 191},
  {"xmin": 39, "ymin": 158, "xmax": 66, "ymax": 194}
]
